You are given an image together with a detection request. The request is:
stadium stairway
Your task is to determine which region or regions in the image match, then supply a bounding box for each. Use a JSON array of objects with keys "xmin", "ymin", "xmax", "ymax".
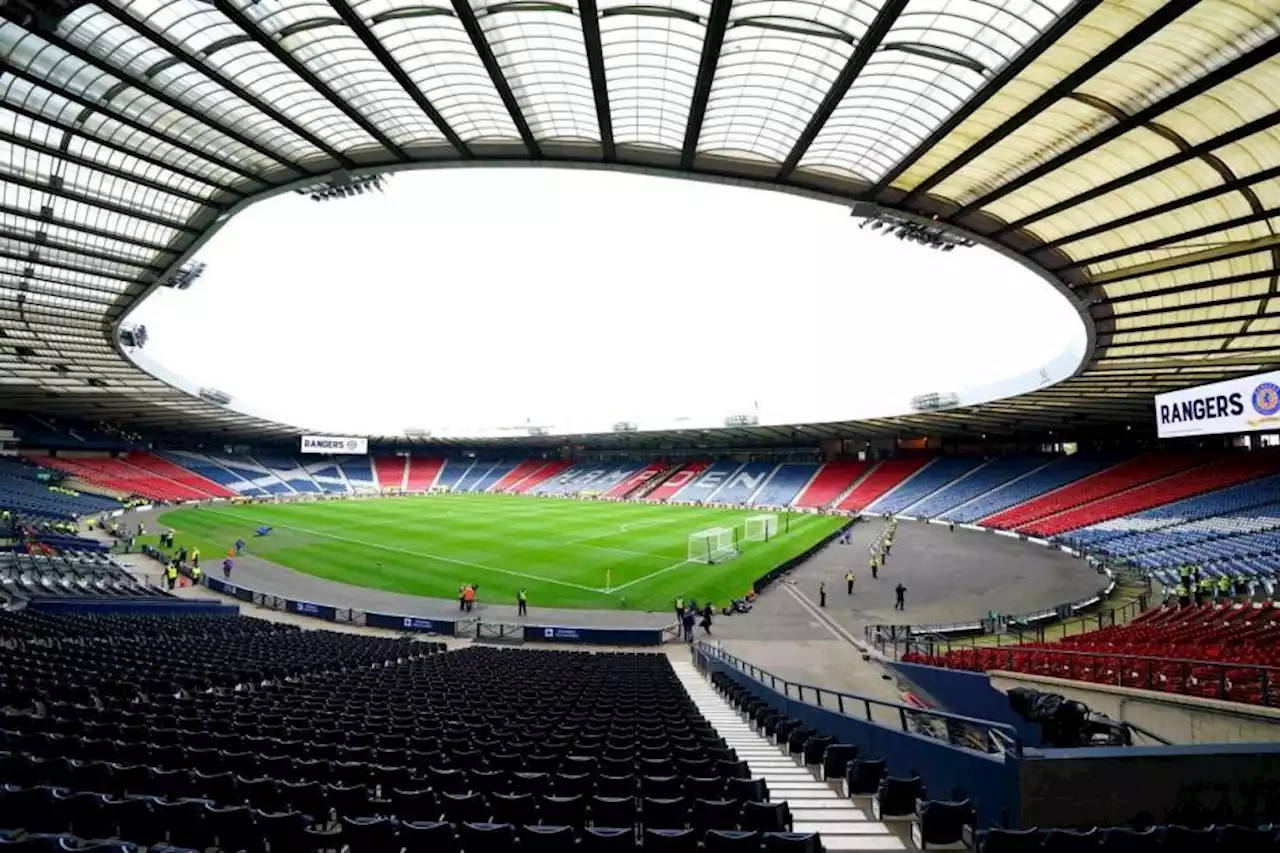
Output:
[
  {"xmin": 646, "ymin": 461, "xmax": 711, "ymax": 501},
  {"xmin": 982, "ymin": 453, "xmax": 1206, "ymax": 532},
  {"xmin": 673, "ymin": 660, "xmax": 903, "ymax": 851},
  {"xmin": 794, "ymin": 461, "xmax": 872, "ymax": 509},
  {"xmin": 604, "ymin": 460, "xmax": 670, "ymax": 498},
  {"xmin": 405, "ymin": 456, "xmax": 444, "ymax": 490},
  {"xmin": 837, "ymin": 458, "xmax": 931, "ymax": 513},
  {"xmin": 372, "ymin": 456, "xmax": 408, "ymax": 490},
  {"xmin": 510, "ymin": 459, "xmax": 573, "ymax": 493}
]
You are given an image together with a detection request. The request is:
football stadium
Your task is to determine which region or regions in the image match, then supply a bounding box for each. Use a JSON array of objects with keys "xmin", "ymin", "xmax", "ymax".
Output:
[{"xmin": 3, "ymin": 0, "xmax": 1280, "ymax": 851}]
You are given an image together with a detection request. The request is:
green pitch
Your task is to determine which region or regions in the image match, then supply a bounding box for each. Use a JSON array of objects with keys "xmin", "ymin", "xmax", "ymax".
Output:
[{"xmin": 151, "ymin": 494, "xmax": 845, "ymax": 612}]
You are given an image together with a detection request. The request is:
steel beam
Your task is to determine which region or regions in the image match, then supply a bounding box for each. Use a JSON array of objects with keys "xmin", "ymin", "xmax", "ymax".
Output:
[
  {"xmin": 215, "ymin": 0, "xmax": 408, "ymax": 160},
  {"xmin": 680, "ymin": 0, "xmax": 732, "ymax": 170},
  {"xmin": 955, "ymin": 35, "xmax": 1280, "ymax": 217},
  {"xmin": 776, "ymin": 0, "xmax": 908, "ymax": 181},
  {"xmin": 328, "ymin": 0, "xmax": 470, "ymax": 157},
  {"xmin": 450, "ymin": 0, "xmax": 542, "ymax": 157},
  {"xmin": 900, "ymin": 0, "xmax": 1197, "ymax": 205},
  {"xmin": 577, "ymin": 0, "xmax": 614, "ymax": 161}
]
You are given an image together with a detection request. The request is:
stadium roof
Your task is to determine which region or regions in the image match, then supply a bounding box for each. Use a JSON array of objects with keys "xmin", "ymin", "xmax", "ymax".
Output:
[{"xmin": 0, "ymin": 0, "xmax": 1278, "ymax": 443}]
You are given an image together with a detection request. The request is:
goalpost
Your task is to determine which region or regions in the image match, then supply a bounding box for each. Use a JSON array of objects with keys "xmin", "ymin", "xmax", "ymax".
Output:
[
  {"xmin": 688, "ymin": 527, "xmax": 738, "ymax": 564},
  {"xmin": 744, "ymin": 513, "xmax": 779, "ymax": 542}
]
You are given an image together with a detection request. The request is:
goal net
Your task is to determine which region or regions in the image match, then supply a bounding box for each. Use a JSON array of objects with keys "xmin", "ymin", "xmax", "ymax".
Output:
[
  {"xmin": 744, "ymin": 513, "xmax": 779, "ymax": 542},
  {"xmin": 688, "ymin": 527, "xmax": 738, "ymax": 564}
]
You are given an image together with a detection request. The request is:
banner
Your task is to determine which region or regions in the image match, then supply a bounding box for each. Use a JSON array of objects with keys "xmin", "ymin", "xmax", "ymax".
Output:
[
  {"xmin": 1155, "ymin": 369, "xmax": 1280, "ymax": 438},
  {"xmin": 524, "ymin": 624, "xmax": 665, "ymax": 646},
  {"xmin": 366, "ymin": 612, "xmax": 456, "ymax": 635},
  {"xmin": 300, "ymin": 435, "xmax": 369, "ymax": 455},
  {"xmin": 287, "ymin": 598, "xmax": 337, "ymax": 621}
]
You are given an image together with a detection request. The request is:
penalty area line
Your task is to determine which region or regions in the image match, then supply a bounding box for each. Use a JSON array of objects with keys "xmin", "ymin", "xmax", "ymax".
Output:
[
  {"xmin": 201, "ymin": 508, "xmax": 606, "ymax": 594},
  {"xmin": 605, "ymin": 558, "xmax": 694, "ymax": 594}
]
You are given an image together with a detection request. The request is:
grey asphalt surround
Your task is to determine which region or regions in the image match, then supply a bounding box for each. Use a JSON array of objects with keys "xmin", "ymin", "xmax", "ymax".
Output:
[{"xmin": 134, "ymin": 504, "xmax": 1101, "ymax": 639}]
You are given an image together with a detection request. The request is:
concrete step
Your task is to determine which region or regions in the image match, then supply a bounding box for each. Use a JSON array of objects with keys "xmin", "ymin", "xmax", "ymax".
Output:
[{"xmin": 671, "ymin": 661, "xmax": 907, "ymax": 852}]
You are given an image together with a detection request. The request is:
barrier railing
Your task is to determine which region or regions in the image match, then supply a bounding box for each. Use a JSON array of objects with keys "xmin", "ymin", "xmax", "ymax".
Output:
[
  {"xmin": 922, "ymin": 645, "xmax": 1280, "ymax": 708},
  {"xmin": 865, "ymin": 569, "xmax": 1149, "ymax": 660},
  {"xmin": 201, "ymin": 575, "xmax": 674, "ymax": 645},
  {"xmin": 873, "ymin": 594, "xmax": 1155, "ymax": 660},
  {"xmin": 696, "ymin": 641, "xmax": 1022, "ymax": 756}
]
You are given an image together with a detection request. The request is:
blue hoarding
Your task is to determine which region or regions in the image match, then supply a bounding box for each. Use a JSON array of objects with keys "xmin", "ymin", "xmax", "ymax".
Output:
[
  {"xmin": 366, "ymin": 611, "xmax": 457, "ymax": 635},
  {"xmin": 286, "ymin": 599, "xmax": 337, "ymax": 621},
  {"xmin": 524, "ymin": 624, "xmax": 664, "ymax": 646}
]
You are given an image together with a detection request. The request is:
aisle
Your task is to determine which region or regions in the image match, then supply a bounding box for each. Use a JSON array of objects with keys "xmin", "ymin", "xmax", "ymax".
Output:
[{"xmin": 671, "ymin": 660, "xmax": 907, "ymax": 851}]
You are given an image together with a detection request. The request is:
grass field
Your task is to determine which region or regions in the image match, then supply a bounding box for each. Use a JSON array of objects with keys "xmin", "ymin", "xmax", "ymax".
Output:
[{"xmin": 151, "ymin": 495, "xmax": 846, "ymax": 612}]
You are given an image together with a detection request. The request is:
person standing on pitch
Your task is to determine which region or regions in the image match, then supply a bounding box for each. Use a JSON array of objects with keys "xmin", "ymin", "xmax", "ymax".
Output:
[
  {"xmin": 518, "ymin": 588, "xmax": 528, "ymax": 617},
  {"xmin": 845, "ymin": 570, "xmax": 855, "ymax": 594},
  {"xmin": 819, "ymin": 580, "xmax": 827, "ymax": 607},
  {"xmin": 894, "ymin": 583, "xmax": 906, "ymax": 611}
]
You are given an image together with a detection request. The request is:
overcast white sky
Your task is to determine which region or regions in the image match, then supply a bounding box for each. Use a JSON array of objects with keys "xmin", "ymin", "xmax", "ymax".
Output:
[{"xmin": 130, "ymin": 168, "xmax": 1086, "ymax": 437}]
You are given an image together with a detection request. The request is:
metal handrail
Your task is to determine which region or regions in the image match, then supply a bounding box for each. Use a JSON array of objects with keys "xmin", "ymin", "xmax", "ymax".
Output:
[{"xmin": 696, "ymin": 641, "xmax": 1022, "ymax": 756}]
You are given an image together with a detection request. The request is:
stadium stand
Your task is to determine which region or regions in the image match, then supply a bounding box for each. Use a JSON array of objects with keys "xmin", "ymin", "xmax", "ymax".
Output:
[
  {"xmin": 531, "ymin": 462, "xmax": 615, "ymax": 496},
  {"xmin": 455, "ymin": 460, "xmax": 501, "ymax": 493},
  {"xmin": 906, "ymin": 602, "xmax": 1280, "ymax": 707},
  {"xmin": 604, "ymin": 461, "xmax": 671, "ymax": 498},
  {"xmin": 308, "ymin": 465, "xmax": 350, "ymax": 494},
  {"xmin": 981, "ymin": 453, "xmax": 1203, "ymax": 532},
  {"xmin": 0, "ymin": 616, "xmax": 823, "ymax": 852},
  {"xmin": 251, "ymin": 456, "xmax": 321, "ymax": 494},
  {"xmin": 711, "ymin": 462, "xmax": 777, "ymax": 504},
  {"xmin": 866, "ymin": 457, "xmax": 988, "ymax": 516},
  {"xmin": 123, "ymin": 453, "xmax": 236, "ymax": 499},
  {"xmin": 750, "ymin": 463, "xmax": 819, "ymax": 507},
  {"xmin": 36, "ymin": 456, "xmax": 207, "ymax": 503},
  {"xmin": 792, "ymin": 460, "xmax": 871, "ymax": 509},
  {"xmin": 1, "ymin": 551, "xmax": 163, "ymax": 603},
  {"xmin": 10, "ymin": 415, "xmax": 143, "ymax": 451},
  {"xmin": 211, "ymin": 456, "xmax": 292, "ymax": 496},
  {"xmin": 509, "ymin": 460, "xmax": 574, "ymax": 494},
  {"xmin": 0, "ymin": 459, "xmax": 120, "ymax": 520},
  {"xmin": 161, "ymin": 452, "xmax": 270, "ymax": 497},
  {"xmin": 837, "ymin": 458, "xmax": 930, "ymax": 512},
  {"xmin": 906, "ymin": 456, "xmax": 1050, "ymax": 519},
  {"xmin": 940, "ymin": 453, "xmax": 1121, "ymax": 524},
  {"xmin": 338, "ymin": 457, "xmax": 376, "ymax": 492},
  {"xmin": 469, "ymin": 461, "xmax": 517, "ymax": 493},
  {"xmin": 405, "ymin": 457, "xmax": 444, "ymax": 491},
  {"xmin": 672, "ymin": 462, "xmax": 742, "ymax": 503},
  {"xmin": 1020, "ymin": 454, "xmax": 1280, "ymax": 538},
  {"xmin": 642, "ymin": 462, "xmax": 711, "ymax": 501},
  {"xmin": 489, "ymin": 459, "xmax": 545, "ymax": 492},
  {"xmin": 1068, "ymin": 475, "xmax": 1280, "ymax": 552},
  {"xmin": 372, "ymin": 456, "xmax": 407, "ymax": 490}
]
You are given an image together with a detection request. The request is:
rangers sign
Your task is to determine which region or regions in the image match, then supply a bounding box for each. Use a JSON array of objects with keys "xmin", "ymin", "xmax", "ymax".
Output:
[
  {"xmin": 1155, "ymin": 369, "xmax": 1280, "ymax": 438},
  {"xmin": 300, "ymin": 435, "xmax": 369, "ymax": 455}
]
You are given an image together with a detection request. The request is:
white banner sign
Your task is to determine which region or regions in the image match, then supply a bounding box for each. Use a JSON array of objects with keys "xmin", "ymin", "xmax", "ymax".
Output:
[
  {"xmin": 300, "ymin": 435, "xmax": 369, "ymax": 454},
  {"xmin": 1155, "ymin": 369, "xmax": 1280, "ymax": 438}
]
